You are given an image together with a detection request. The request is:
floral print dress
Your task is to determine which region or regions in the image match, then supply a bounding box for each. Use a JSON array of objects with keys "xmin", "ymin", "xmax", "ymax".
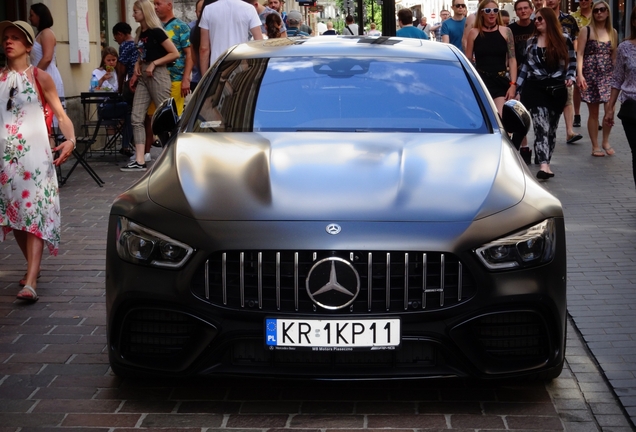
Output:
[
  {"xmin": 581, "ymin": 39, "xmax": 613, "ymax": 104},
  {"xmin": 0, "ymin": 66, "xmax": 60, "ymax": 255}
]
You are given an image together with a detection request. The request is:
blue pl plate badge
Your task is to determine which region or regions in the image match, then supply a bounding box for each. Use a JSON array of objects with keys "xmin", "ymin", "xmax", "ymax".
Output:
[{"xmin": 266, "ymin": 318, "xmax": 277, "ymax": 345}]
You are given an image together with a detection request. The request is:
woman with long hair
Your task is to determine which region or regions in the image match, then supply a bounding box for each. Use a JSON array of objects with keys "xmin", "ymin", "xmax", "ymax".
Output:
[
  {"xmin": 576, "ymin": 0, "xmax": 618, "ymax": 157},
  {"xmin": 465, "ymin": 0, "xmax": 517, "ymax": 115},
  {"xmin": 121, "ymin": 0, "xmax": 179, "ymax": 172},
  {"xmin": 516, "ymin": 7, "xmax": 576, "ymax": 180},
  {"xmin": 0, "ymin": 20, "xmax": 76, "ymax": 302},
  {"xmin": 29, "ymin": 3, "xmax": 65, "ymax": 125},
  {"xmin": 604, "ymin": 6, "xmax": 636, "ymax": 187},
  {"xmin": 266, "ymin": 13, "xmax": 284, "ymax": 39}
]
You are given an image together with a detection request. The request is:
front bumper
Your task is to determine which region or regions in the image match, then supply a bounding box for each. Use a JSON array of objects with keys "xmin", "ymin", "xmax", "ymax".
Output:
[{"xmin": 105, "ymin": 216, "xmax": 567, "ymax": 380}]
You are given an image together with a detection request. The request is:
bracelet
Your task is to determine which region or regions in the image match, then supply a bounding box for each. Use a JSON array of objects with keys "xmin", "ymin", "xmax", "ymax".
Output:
[
  {"xmin": 509, "ymin": 81, "xmax": 517, "ymax": 86},
  {"xmin": 68, "ymin": 138, "xmax": 76, "ymax": 150},
  {"xmin": 152, "ymin": 61, "xmax": 157, "ymax": 67}
]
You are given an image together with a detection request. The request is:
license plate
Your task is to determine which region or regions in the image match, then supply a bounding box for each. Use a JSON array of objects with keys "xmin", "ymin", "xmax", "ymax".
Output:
[{"xmin": 265, "ymin": 318, "xmax": 400, "ymax": 351}]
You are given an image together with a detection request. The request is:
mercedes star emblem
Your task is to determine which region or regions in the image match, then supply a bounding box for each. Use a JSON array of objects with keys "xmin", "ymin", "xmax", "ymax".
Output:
[
  {"xmin": 306, "ymin": 257, "xmax": 360, "ymax": 310},
  {"xmin": 326, "ymin": 224, "xmax": 341, "ymax": 235}
]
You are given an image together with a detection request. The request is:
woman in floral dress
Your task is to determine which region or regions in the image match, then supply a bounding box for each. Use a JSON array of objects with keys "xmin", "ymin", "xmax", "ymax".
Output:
[
  {"xmin": 576, "ymin": 0, "xmax": 618, "ymax": 157},
  {"xmin": 0, "ymin": 20, "xmax": 75, "ymax": 302}
]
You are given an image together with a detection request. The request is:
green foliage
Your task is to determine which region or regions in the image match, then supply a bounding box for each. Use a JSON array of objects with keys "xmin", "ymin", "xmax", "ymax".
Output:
[{"xmin": 332, "ymin": 0, "xmax": 384, "ymax": 33}]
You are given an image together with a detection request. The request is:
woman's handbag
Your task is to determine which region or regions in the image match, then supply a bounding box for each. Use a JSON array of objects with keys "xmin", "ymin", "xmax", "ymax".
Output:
[
  {"xmin": 617, "ymin": 99, "xmax": 636, "ymax": 122},
  {"xmin": 33, "ymin": 67, "xmax": 54, "ymax": 137}
]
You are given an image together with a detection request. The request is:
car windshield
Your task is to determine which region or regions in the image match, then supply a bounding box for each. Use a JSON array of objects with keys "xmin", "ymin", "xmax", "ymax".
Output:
[{"xmin": 192, "ymin": 56, "xmax": 486, "ymax": 133}]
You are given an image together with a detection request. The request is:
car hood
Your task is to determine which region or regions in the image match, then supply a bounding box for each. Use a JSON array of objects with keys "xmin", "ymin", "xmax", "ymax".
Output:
[{"xmin": 148, "ymin": 132, "xmax": 525, "ymax": 222}]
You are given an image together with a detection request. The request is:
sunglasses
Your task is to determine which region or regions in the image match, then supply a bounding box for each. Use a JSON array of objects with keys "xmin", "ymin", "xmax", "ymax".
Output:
[
  {"xmin": 483, "ymin": 7, "xmax": 499, "ymax": 13},
  {"xmin": 6, "ymin": 86, "xmax": 17, "ymax": 111},
  {"xmin": 454, "ymin": 4, "xmax": 466, "ymax": 7},
  {"xmin": 593, "ymin": 7, "xmax": 608, "ymax": 12},
  {"xmin": 535, "ymin": 15, "xmax": 544, "ymax": 22}
]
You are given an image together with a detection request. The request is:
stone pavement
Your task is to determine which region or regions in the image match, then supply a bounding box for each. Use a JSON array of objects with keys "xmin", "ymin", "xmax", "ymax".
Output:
[
  {"xmin": 0, "ymin": 106, "xmax": 634, "ymax": 431},
  {"xmin": 540, "ymin": 104, "xmax": 636, "ymax": 429}
]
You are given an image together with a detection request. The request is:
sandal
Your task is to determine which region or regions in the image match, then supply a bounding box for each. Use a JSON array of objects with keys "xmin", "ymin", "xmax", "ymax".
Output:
[
  {"xmin": 16, "ymin": 285, "xmax": 39, "ymax": 302},
  {"xmin": 603, "ymin": 147, "xmax": 615, "ymax": 156},
  {"xmin": 567, "ymin": 134, "xmax": 583, "ymax": 144},
  {"xmin": 592, "ymin": 150, "xmax": 605, "ymax": 157},
  {"xmin": 19, "ymin": 272, "xmax": 41, "ymax": 287}
]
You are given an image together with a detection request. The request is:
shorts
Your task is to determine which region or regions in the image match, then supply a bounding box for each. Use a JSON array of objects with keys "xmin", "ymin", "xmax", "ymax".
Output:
[
  {"xmin": 147, "ymin": 80, "xmax": 185, "ymax": 116},
  {"xmin": 565, "ymin": 85, "xmax": 573, "ymax": 106}
]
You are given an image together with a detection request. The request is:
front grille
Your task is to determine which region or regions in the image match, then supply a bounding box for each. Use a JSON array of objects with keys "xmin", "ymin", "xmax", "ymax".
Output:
[
  {"xmin": 192, "ymin": 251, "xmax": 476, "ymax": 314},
  {"xmin": 120, "ymin": 309, "xmax": 200, "ymax": 357},
  {"xmin": 472, "ymin": 312, "xmax": 549, "ymax": 359}
]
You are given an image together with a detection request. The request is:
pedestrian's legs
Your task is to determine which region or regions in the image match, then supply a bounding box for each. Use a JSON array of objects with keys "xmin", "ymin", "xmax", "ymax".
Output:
[
  {"xmin": 621, "ymin": 120, "xmax": 636, "ymax": 188},
  {"xmin": 601, "ymin": 101, "xmax": 614, "ymax": 153},
  {"xmin": 13, "ymin": 230, "xmax": 44, "ymax": 290},
  {"xmin": 532, "ymin": 106, "xmax": 551, "ymax": 164},
  {"xmin": 144, "ymin": 115, "xmax": 153, "ymax": 155},
  {"xmin": 146, "ymin": 66, "xmax": 172, "ymax": 115},
  {"xmin": 587, "ymin": 102, "xmax": 601, "ymax": 152},
  {"xmin": 573, "ymin": 86, "xmax": 582, "ymax": 125},
  {"xmin": 546, "ymin": 107, "xmax": 560, "ymax": 163},
  {"xmin": 143, "ymin": 66, "xmax": 171, "ymax": 156},
  {"xmin": 564, "ymin": 92, "xmax": 575, "ymax": 139},
  {"xmin": 131, "ymin": 75, "xmax": 151, "ymax": 165}
]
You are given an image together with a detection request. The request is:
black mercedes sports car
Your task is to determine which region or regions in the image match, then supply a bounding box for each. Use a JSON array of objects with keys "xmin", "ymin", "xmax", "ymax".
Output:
[{"xmin": 106, "ymin": 36, "xmax": 566, "ymax": 380}]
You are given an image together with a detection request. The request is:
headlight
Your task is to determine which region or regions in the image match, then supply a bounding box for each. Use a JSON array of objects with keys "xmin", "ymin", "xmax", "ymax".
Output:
[
  {"xmin": 475, "ymin": 219, "xmax": 556, "ymax": 270},
  {"xmin": 115, "ymin": 217, "xmax": 194, "ymax": 269}
]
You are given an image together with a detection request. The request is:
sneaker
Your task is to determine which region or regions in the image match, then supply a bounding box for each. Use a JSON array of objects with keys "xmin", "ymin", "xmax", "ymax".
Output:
[
  {"xmin": 120, "ymin": 161, "xmax": 147, "ymax": 172},
  {"xmin": 129, "ymin": 152, "xmax": 136, "ymax": 161},
  {"xmin": 144, "ymin": 153, "xmax": 151, "ymax": 162},
  {"xmin": 573, "ymin": 114, "xmax": 581, "ymax": 128}
]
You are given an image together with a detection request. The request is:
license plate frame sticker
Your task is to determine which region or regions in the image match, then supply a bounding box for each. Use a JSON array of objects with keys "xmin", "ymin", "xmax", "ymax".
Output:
[{"xmin": 265, "ymin": 318, "xmax": 400, "ymax": 351}]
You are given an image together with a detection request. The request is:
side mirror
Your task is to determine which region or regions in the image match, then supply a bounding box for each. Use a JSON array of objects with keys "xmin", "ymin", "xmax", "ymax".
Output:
[
  {"xmin": 151, "ymin": 98, "xmax": 178, "ymax": 145},
  {"xmin": 501, "ymin": 99, "xmax": 531, "ymax": 150}
]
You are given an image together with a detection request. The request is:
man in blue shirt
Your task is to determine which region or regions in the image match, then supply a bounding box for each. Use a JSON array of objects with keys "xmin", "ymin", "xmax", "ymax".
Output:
[
  {"xmin": 441, "ymin": 0, "xmax": 467, "ymax": 52},
  {"xmin": 396, "ymin": 9, "xmax": 429, "ymax": 39}
]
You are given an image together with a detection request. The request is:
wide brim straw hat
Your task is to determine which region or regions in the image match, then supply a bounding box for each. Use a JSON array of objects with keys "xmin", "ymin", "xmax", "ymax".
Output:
[{"xmin": 0, "ymin": 20, "xmax": 36, "ymax": 46}]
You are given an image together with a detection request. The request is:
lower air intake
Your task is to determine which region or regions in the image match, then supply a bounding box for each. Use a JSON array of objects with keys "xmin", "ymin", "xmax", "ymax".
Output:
[{"xmin": 472, "ymin": 311, "xmax": 550, "ymax": 359}]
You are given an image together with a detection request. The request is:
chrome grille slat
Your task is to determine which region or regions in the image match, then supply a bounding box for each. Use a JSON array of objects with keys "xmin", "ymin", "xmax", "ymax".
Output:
[
  {"xmin": 385, "ymin": 253, "xmax": 391, "ymax": 311},
  {"xmin": 240, "ymin": 252, "xmax": 245, "ymax": 308},
  {"xmin": 367, "ymin": 252, "xmax": 372, "ymax": 312},
  {"xmin": 258, "ymin": 252, "xmax": 263, "ymax": 309},
  {"xmin": 294, "ymin": 252, "xmax": 299, "ymax": 311},
  {"xmin": 276, "ymin": 252, "xmax": 281, "ymax": 311},
  {"xmin": 404, "ymin": 253, "xmax": 409, "ymax": 311},
  {"xmin": 440, "ymin": 253, "xmax": 445, "ymax": 307},
  {"xmin": 222, "ymin": 253, "xmax": 227, "ymax": 305},
  {"xmin": 199, "ymin": 250, "xmax": 473, "ymax": 314},
  {"xmin": 458, "ymin": 262, "xmax": 463, "ymax": 302},
  {"xmin": 205, "ymin": 259, "xmax": 210, "ymax": 300},
  {"xmin": 422, "ymin": 253, "xmax": 427, "ymax": 309}
]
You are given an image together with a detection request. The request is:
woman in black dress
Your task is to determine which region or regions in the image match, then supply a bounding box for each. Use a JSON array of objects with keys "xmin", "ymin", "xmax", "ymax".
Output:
[{"xmin": 465, "ymin": 0, "xmax": 517, "ymax": 115}]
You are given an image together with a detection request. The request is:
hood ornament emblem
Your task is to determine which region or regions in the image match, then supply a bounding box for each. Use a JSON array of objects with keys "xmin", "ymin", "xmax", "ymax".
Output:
[
  {"xmin": 306, "ymin": 257, "xmax": 360, "ymax": 310},
  {"xmin": 326, "ymin": 223, "xmax": 341, "ymax": 235}
]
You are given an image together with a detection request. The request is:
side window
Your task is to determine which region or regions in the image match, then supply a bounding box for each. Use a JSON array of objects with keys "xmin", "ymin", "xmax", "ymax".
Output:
[{"xmin": 193, "ymin": 59, "xmax": 269, "ymax": 133}]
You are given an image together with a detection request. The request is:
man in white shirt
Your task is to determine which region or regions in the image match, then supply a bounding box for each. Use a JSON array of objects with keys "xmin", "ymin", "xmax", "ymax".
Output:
[
  {"xmin": 199, "ymin": 0, "xmax": 263, "ymax": 73},
  {"xmin": 343, "ymin": 15, "xmax": 359, "ymax": 35}
]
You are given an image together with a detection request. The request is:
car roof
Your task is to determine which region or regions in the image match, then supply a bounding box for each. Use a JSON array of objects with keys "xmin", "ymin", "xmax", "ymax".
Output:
[{"xmin": 227, "ymin": 36, "xmax": 463, "ymax": 62}]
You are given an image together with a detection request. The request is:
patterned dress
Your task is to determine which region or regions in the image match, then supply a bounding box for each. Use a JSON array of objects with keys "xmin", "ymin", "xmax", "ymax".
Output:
[
  {"xmin": 581, "ymin": 39, "xmax": 613, "ymax": 103},
  {"xmin": 0, "ymin": 67, "xmax": 61, "ymax": 255}
]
